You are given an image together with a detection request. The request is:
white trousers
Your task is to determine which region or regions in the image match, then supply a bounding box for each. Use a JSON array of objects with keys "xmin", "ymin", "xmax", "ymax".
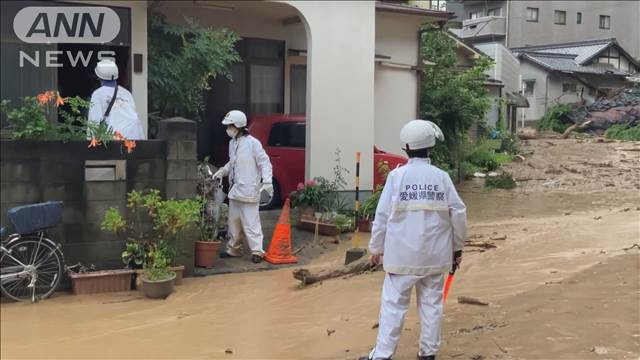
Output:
[
  {"xmin": 371, "ymin": 272, "xmax": 445, "ymax": 359},
  {"xmin": 225, "ymin": 199, "xmax": 265, "ymax": 256}
]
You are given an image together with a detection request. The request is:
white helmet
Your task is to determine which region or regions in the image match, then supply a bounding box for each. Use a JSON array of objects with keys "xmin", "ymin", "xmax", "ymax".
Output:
[
  {"xmin": 95, "ymin": 58, "xmax": 119, "ymax": 80},
  {"xmin": 400, "ymin": 120, "xmax": 444, "ymax": 150},
  {"xmin": 221, "ymin": 110, "xmax": 247, "ymax": 128}
]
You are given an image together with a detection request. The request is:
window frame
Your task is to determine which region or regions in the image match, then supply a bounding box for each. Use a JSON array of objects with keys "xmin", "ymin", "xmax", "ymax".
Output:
[
  {"xmin": 526, "ymin": 7, "xmax": 539, "ymax": 22},
  {"xmin": 599, "ymin": 15, "xmax": 611, "ymax": 29},
  {"xmin": 554, "ymin": 10, "xmax": 566, "ymax": 25},
  {"xmin": 562, "ymin": 83, "xmax": 577, "ymax": 93},
  {"xmin": 469, "ymin": 10, "xmax": 481, "ymax": 19},
  {"xmin": 523, "ymin": 80, "xmax": 536, "ymax": 96},
  {"xmin": 267, "ymin": 122, "xmax": 306, "ymax": 149},
  {"xmin": 487, "ymin": 7, "xmax": 501, "ymax": 17},
  {"xmin": 577, "ymin": 12, "xmax": 582, "ymax": 24}
]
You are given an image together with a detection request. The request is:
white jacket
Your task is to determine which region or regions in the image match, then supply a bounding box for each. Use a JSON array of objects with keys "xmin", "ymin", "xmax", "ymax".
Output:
[
  {"xmin": 221, "ymin": 135, "xmax": 272, "ymax": 203},
  {"xmin": 88, "ymin": 85, "xmax": 146, "ymax": 140},
  {"xmin": 369, "ymin": 158, "xmax": 467, "ymax": 276}
]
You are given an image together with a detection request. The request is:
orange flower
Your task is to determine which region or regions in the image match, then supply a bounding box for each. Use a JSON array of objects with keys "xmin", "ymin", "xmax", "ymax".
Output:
[
  {"xmin": 55, "ymin": 94, "xmax": 65, "ymax": 107},
  {"xmin": 88, "ymin": 138, "xmax": 102, "ymax": 148},
  {"xmin": 36, "ymin": 93, "xmax": 49, "ymax": 105},
  {"xmin": 123, "ymin": 140, "xmax": 137, "ymax": 154},
  {"xmin": 113, "ymin": 131, "xmax": 125, "ymax": 140}
]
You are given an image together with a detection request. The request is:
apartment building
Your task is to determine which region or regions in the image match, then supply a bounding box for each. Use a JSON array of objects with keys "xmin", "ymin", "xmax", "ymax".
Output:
[{"xmin": 447, "ymin": 0, "xmax": 640, "ymax": 60}]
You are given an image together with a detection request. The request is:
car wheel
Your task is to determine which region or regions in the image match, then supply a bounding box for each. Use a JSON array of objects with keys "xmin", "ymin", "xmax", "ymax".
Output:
[{"xmin": 259, "ymin": 180, "xmax": 281, "ymax": 211}]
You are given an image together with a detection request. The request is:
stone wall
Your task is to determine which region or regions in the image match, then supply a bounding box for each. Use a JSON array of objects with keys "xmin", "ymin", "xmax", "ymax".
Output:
[{"xmin": 0, "ymin": 118, "xmax": 198, "ymax": 277}]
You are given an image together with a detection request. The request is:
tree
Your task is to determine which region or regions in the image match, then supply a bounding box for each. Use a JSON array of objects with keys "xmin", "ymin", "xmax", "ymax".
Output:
[
  {"xmin": 419, "ymin": 26, "xmax": 494, "ymax": 179},
  {"xmin": 147, "ymin": 7, "xmax": 240, "ymax": 136}
]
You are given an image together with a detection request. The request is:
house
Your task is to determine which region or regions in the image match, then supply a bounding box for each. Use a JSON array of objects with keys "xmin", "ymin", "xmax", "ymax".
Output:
[
  {"xmin": 446, "ymin": 31, "xmax": 528, "ymax": 133},
  {"xmin": 511, "ymin": 38, "xmax": 640, "ymax": 122},
  {"xmin": 0, "ymin": 1, "xmax": 453, "ymax": 191},
  {"xmin": 445, "ymin": 0, "xmax": 640, "ymax": 60}
]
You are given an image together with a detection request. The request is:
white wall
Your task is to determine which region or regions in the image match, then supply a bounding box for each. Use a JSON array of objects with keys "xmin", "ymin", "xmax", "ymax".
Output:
[
  {"xmin": 374, "ymin": 12, "xmax": 422, "ymax": 155},
  {"xmin": 476, "ymin": 42, "xmax": 520, "ymax": 93},
  {"xmin": 286, "ymin": 1, "xmax": 376, "ymax": 189},
  {"xmin": 520, "ymin": 61, "xmax": 549, "ymax": 121}
]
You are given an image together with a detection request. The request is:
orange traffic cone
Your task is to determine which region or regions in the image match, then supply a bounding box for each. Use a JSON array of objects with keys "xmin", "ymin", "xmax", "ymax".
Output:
[{"xmin": 264, "ymin": 198, "xmax": 298, "ymax": 265}]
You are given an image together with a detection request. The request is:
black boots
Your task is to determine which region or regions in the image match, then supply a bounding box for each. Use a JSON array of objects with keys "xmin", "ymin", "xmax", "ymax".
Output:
[
  {"xmin": 251, "ymin": 254, "xmax": 263, "ymax": 263},
  {"xmin": 417, "ymin": 355, "xmax": 435, "ymax": 360}
]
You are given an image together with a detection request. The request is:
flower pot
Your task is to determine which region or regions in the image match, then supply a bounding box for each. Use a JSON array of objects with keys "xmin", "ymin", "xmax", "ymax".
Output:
[
  {"xmin": 69, "ymin": 269, "xmax": 134, "ymax": 295},
  {"xmin": 297, "ymin": 206, "xmax": 315, "ymax": 221},
  {"xmin": 134, "ymin": 265, "xmax": 184, "ymax": 289},
  {"xmin": 195, "ymin": 240, "xmax": 222, "ymax": 268},
  {"xmin": 358, "ymin": 219, "xmax": 372, "ymax": 233},
  {"xmin": 141, "ymin": 272, "xmax": 176, "ymax": 299},
  {"xmin": 296, "ymin": 219, "xmax": 341, "ymax": 236}
]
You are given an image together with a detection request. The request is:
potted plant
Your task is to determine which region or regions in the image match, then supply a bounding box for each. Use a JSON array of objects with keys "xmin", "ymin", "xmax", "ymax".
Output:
[
  {"xmin": 290, "ymin": 179, "xmax": 325, "ymax": 221},
  {"xmin": 194, "ymin": 159, "xmax": 227, "ymax": 267},
  {"xmin": 141, "ymin": 240, "xmax": 176, "ymax": 299},
  {"xmin": 67, "ymin": 263, "xmax": 134, "ymax": 295},
  {"xmin": 101, "ymin": 189, "xmax": 200, "ymax": 297}
]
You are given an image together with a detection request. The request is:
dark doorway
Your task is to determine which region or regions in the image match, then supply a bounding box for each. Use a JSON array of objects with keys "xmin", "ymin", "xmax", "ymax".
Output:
[{"xmin": 201, "ymin": 38, "xmax": 285, "ymax": 166}]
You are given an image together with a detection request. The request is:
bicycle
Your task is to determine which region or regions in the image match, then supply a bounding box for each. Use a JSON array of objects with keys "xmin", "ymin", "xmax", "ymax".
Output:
[{"xmin": 0, "ymin": 201, "xmax": 65, "ymax": 302}]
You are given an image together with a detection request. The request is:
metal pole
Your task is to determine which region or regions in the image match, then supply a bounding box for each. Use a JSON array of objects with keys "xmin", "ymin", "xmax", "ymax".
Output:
[{"xmin": 353, "ymin": 152, "xmax": 361, "ymax": 248}]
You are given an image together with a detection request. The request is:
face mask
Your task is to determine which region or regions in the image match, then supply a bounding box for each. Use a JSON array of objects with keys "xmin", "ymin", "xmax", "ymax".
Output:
[{"xmin": 226, "ymin": 127, "xmax": 238, "ymax": 138}]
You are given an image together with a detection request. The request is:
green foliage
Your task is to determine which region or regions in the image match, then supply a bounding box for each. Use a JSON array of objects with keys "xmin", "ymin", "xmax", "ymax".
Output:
[
  {"xmin": 537, "ymin": 103, "xmax": 575, "ymax": 133},
  {"xmin": 1, "ymin": 98, "xmax": 51, "ymax": 139},
  {"xmin": 485, "ymin": 172, "xmax": 516, "ymax": 189},
  {"xmin": 420, "ymin": 27, "xmax": 494, "ymax": 174},
  {"xmin": 1, "ymin": 94, "xmax": 114, "ymax": 143},
  {"xmin": 121, "ymin": 241, "xmax": 146, "ymax": 268},
  {"xmin": 291, "ymin": 148, "xmax": 351, "ymax": 213},
  {"xmin": 465, "ymin": 140, "xmax": 503, "ymax": 171},
  {"xmin": 148, "ymin": 9, "xmax": 240, "ymax": 134},
  {"xmin": 498, "ymin": 133, "xmax": 521, "ymax": 155},
  {"xmin": 605, "ymin": 124, "xmax": 640, "ymax": 141},
  {"xmin": 101, "ymin": 189, "xmax": 200, "ymax": 270}
]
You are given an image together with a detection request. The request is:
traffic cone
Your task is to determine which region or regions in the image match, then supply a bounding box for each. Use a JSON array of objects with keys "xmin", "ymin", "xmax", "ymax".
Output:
[{"xmin": 264, "ymin": 198, "xmax": 298, "ymax": 264}]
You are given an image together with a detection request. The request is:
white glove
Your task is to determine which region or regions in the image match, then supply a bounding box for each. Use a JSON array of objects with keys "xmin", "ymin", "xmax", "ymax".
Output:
[
  {"xmin": 212, "ymin": 169, "xmax": 224, "ymax": 182},
  {"xmin": 261, "ymin": 183, "xmax": 274, "ymax": 198}
]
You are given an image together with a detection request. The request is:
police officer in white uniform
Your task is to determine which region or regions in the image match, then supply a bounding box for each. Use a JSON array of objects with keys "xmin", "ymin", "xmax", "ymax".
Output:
[
  {"xmin": 88, "ymin": 59, "xmax": 145, "ymax": 140},
  {"xmin": 212, "ymin": 110, "xmax": 273, "ymax": 263},
  {"xmin": 361, "ymin": 120, "xmax": 467, "ymax": 360}
]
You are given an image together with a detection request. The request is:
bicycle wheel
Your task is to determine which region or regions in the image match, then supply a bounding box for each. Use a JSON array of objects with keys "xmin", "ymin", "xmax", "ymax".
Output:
[{"xmin": 0, "ymin": 237, "xmax": 63, "ymax": 302}]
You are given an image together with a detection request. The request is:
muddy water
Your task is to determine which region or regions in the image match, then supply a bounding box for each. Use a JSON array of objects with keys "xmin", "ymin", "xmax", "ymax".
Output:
[
  {"xmin": 2, "ymin": 168, "xmax": 639, "ymax": 360},
  {"xmin": 2, "ymin": 189, "xmax": 638, "ymax": 360}
]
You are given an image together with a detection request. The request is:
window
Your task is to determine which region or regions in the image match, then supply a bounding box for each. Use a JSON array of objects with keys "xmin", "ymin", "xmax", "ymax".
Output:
[
  {"xmin": 267, "ymin": 123, "xmax": 306, "ymax": 148},
  {"xmin": 523, "ymin": 80, "xmax": 535, "ymax": 96},
  {"xmin": 599, "ymin": 15, "xmax": 611, "ymax": 29},
  {"xmin": 429, "ymin": 0, "xmax": 447, "ymax": 12},
  {"xmin": 469, "ymin": 11, "xmax": 481, "ymax": 19},
  {"xmin": 554, "ymin": 10, "xmax": 566, "ymax": 25},
  {"xmin": 290, "ymin": 65, "xmax": 306, "ymax": 114},
  {"xmin": 562, "ymin": 83, "xmax": 577, "ymax": 93},
  {"xmin": 487, "ymin": 8, "xmax": 501, "ymax": 16},
  {"xmin": 577, "ymin": 12, "xmax": 582, "ymax": 24},
  {"xmin": 526, "ymin": 7, "xmax": 539, "ymax": 22}
]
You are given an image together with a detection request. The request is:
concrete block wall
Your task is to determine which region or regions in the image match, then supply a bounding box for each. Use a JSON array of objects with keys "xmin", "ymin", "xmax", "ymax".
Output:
[{"xmin": 0, "ymin": 118, "xmax": 199, "ymax": 278}]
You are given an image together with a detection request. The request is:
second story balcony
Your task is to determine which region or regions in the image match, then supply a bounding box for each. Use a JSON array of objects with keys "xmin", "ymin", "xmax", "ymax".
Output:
[{"xmin": 460, "ymin": 16, "xmax": 506, "ymax": 40}]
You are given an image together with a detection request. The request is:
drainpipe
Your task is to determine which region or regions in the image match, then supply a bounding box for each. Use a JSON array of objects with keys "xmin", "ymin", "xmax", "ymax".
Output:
[
  {"xmin": 544, "ymin": 73, "xmax": 550, "ymax": 114},
  {"xmin": 505, "ymin": 0, "xmax": 510, "ymax": 48}
]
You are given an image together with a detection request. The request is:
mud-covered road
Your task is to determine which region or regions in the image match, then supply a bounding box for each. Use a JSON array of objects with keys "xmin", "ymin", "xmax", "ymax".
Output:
[{"xmin": 1, "ymin": 138, "xmax": 639, "ymax": 360}]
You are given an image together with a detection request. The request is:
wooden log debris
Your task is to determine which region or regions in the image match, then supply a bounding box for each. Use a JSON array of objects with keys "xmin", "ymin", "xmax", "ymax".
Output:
[
  {"xmin": 561, "ymin": 120, "xmax": 593, "ymax": 139},
  {"xmin": 292, "ymin": 256, "xmax": 381, "ymax": 286},
  {"xmin": 458, "ymin": 296, "xmax": 490, "ymax": 306}
]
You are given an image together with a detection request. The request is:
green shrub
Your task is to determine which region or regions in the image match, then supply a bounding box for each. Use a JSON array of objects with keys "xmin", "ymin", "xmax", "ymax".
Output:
[
  {"xmin": 605, "ymin": 124, "xmax": 640, "ymax": 141},
  {"xmin": 466, "ymin": 141, "xmax": 500, "ymax": 171},
  {"xmin": 485, "ymin": 172, "xmax": 516, "ymax": 189},
  {"xmin": 499, "ymin": 133, "xmax": 521, "ymax": 154},
  {"xmin": 537, "ymin": 103, "xmax": 575, "ymax": 133}
]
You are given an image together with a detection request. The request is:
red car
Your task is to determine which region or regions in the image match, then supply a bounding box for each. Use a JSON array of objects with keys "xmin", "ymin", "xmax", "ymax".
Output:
[{"xmin": 239, "ymin": 114, "xmax": 407, "ymax": 209}]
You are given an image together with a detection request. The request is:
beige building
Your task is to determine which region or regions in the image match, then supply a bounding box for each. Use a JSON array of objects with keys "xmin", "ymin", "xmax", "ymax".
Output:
[
  {"xmin": 0, "ymin": 1, "xmax": 452, "ymax": 191},
  {"xmin": 448, "ymin": 0, "xmax": 640, "ymax": 60}
]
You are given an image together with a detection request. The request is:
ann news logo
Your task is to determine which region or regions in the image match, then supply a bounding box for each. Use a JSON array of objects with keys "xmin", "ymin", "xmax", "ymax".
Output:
[{"xmin": 13, "ymin": 7, "xmax": 121, "ymax": 67}]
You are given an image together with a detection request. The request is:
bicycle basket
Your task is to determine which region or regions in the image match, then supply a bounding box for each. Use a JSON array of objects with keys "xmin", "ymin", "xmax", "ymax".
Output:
[{"xmin": 8, "ymin": 201, "xmax": 63, "ymax": 234}]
